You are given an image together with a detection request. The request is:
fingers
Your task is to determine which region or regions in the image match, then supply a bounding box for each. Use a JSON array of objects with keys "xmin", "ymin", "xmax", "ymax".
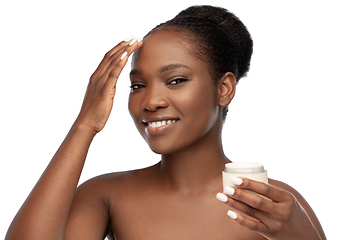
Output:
[
  {"xmin": 76, "ymin": 38, "xmax": 142, "ymax": 132},
  {"xmin": 217, "ymin": 186, "xmax": 272, "ymax": 227},
  {"xmin": 216, "ymin": 178, "xmax": 298, "ymax": 234},
  {"xmin": 91, "ymin": 37, "xmax": 142, "ymax": 83},
  {"xmin": 224, "ymin": 187, "xmax": 271, "ymax": 215},
  {"xmin": 236, "ymin": 178, "xmax": 287, "ymax": 203},
  {"xmin": 103, "ymin": 39, "xmax": 143, "ymax": 91},
  {"xmin": 92, "ymin": 40, "xmax": 129, "ymax": 79},
  {"xmin": 227, "ymin": 210, "xmax": 268, "ymax": 234},
  {"xmin": 217, "ymin": 178, "xmax": 320, "ymax": 239}
]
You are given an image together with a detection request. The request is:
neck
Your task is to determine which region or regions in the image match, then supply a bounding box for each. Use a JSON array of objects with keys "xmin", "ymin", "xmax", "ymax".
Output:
[{"xmin": 157, "ymin": 125, "xmax": 230, "ymax": 194}]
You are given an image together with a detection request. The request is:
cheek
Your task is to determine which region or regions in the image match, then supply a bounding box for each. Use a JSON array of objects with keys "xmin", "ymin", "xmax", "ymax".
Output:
[
  {"xmin": 179, "ymin": 83, "xmax": 216, "ymax": 114},
  {"xmin": 128, "ymin": 94, "xmax": 143, "ymax": 129},
  {"xmin": 173, "ymin": 83, "xmax": 219, "ymax": 130},
  {"xmin": 128, "ymin": 95, "xmax": 136, "ymax": 119}
]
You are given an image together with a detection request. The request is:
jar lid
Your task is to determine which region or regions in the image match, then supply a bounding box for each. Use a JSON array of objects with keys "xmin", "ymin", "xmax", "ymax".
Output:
[{"xmin": 224, "ymin": 162, "xmax": 265, "ymax": 173}]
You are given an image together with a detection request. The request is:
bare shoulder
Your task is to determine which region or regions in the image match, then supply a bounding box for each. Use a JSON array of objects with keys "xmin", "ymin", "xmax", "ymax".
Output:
[
  {"xmin": 75, "ymin": 162, "xmax": 161, "ymax": 205},
  {"xmin": 268, "ymin": 178, "xmax": 317, "ymax": 213},
  {"xmin": 65, "ymin": 164, "xmax": 159, "ymax": 239},
  {"xmin": 268, "ymin": 178, "xmax": 315, "ymax": 214},
  {"xmin": 78, "ymin": 163, "xmax": 159, "ymax": 193},
  {"xmin": 268, "ymin": 178, "xmax": 302, "ymax": 196},
  {"xmin": 268, "ymin": 178, "xmax": 326, "ymax": 240}
]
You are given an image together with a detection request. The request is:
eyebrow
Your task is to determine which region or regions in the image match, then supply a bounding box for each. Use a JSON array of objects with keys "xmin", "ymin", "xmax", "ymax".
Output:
[
  {"xmin": 159, "ymin": 64, "xmax": 191, "ymax": 74},
  {"xmin": 130, "ymin": 64, "xmax": 191, "ymax": 76}
]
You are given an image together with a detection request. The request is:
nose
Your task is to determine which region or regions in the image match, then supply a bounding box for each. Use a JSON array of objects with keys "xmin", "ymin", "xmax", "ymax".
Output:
[{"xmin": 141, "ymin": 85, "xmax": 169, "ymax": 111}]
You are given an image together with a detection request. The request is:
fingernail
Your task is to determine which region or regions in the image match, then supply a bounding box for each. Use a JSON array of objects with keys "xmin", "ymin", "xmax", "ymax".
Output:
[
  {"xmin": 129, "ymin": 38, "xmax": 137, "ymax": 45},
  {"xmin": 216, "ymin": 193, "xmax": 228, "ymax": 202},
  {"xmin": 224, "ymin": 186, "xmax": 235, "ymax": 196},
  {"xmin": 137, "ymin": 36, "xmax": 144, "ymax": 42},
  {"xmin": 124, "ymin": 36, "xmax": 135, "ymax": 42},
  {"xmin": 120, "ymin": 51, "xmax": 128, "ymax": 60},
  {"xmin": 231, "ymin": 177, "xmax": 243, "ymax": 186},
  {"xmin": 227, "ymin": 210, "xmax": 238, "ymax": 219}
]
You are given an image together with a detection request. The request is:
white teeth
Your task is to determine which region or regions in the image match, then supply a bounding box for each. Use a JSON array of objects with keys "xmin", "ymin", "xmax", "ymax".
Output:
[{"xmin": 147, "ymin": 120, "xmax": 176, "ymax": 128}]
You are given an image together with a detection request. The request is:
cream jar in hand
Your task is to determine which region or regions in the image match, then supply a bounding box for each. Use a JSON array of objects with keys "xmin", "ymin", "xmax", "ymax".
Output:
[{"xmin": 222, "ymin": 162, "xmax": 268, "ymax": 191}]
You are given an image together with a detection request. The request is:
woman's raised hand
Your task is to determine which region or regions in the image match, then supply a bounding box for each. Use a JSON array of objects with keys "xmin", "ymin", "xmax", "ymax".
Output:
[
  {"xmin": 5, "ymin": 38, "xmax": 144, "ymax": 240},
  {"xmin": 75, "ymin": 38, "xmax": 142, "ymax": 134},
  {"xmin": 217, "ymin": 178, "xmax": 324, "ymax": 240}
]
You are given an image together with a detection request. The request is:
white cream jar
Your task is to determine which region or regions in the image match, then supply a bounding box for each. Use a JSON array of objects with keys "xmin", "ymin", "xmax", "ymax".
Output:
[{"xmin": 222, "ymin": 162, "xmax": 268, "ymax": 190}]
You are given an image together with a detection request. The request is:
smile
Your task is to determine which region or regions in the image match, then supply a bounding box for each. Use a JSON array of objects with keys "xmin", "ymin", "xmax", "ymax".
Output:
[{"xmin": 146, "ymin": 120, "xmax": 177, "ymax": 129}]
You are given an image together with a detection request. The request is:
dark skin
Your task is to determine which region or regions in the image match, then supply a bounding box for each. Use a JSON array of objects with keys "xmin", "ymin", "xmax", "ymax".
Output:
[{"xmin": 6, "ymin": 29, "xmax": 326, "ymax": 240}]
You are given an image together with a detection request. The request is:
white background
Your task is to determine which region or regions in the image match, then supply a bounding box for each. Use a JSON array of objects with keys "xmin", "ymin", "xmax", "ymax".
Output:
[{"xmin": 1, "ymin": 0, "xmax": 359, "ymax": 239}]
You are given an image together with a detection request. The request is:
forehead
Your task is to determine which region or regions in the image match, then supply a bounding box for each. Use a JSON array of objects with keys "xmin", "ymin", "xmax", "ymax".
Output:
[{"xmin": 131, "ymin": 29, "xmax": 209, "ymax": 76}]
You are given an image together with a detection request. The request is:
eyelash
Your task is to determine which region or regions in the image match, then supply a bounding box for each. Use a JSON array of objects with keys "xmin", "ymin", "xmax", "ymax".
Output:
[
  {"xmin": 168, "ymin": 77, "xmax": 188, "ymax": 85},
  {"xmin": 129, "ymin": 84, "xmax": 145, "ymax": 90},
  {"xmin": 130, "ymin": 77, "xmax": 189, "ymax": 91}
]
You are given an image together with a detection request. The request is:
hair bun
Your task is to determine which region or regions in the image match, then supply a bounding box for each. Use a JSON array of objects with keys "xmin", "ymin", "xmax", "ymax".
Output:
[
  {"xmin": 175, "ymin": 5, "xmax": 253, "ymax": 80},
  {"xmin": 145, "ymin": 5, "xmax": 253, "ymax": 120}
]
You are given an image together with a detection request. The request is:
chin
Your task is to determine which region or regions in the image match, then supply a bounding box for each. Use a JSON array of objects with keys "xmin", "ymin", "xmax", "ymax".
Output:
[
  {"xmin": 146, "ymin": 140, "xmax": 186, "ymax": 155},
  {"xmin": 147, "ymin": 144, "xmax": 175, "ymax": 155}
]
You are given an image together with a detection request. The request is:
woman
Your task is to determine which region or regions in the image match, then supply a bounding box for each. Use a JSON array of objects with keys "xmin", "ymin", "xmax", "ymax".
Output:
[{"xmin": 6, "ymin": 5, "xmax": 326, "ymax": 240}]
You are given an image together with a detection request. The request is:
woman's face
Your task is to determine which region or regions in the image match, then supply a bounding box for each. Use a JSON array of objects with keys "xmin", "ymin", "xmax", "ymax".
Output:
[{"xmin": 128, "ymin": 29, "xmax": 222, "ymax": 154}]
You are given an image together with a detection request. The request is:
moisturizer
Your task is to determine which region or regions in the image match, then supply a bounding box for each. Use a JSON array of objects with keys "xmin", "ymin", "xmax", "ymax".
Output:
[{"xmin": 222, "ymin": 162, "xmax": 268, "ymax": 190}]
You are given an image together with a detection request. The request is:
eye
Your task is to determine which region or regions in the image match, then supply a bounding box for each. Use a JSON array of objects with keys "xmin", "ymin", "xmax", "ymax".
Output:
[
  {"xmin": 130, "ymin": 83, "xmax": 145, "ymax": 91},
  {"xmin": 168, "ymin": 77, "xmax": 189, "ymax": 85}
]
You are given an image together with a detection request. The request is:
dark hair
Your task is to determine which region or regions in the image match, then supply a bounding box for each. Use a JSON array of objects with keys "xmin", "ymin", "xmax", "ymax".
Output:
[{"xmin": 146, "ymin": 5, "xmax": 253, "ymax": 120}]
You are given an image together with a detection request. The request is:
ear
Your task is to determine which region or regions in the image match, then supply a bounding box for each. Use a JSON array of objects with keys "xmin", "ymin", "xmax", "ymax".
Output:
[{"xmin": 218, "ymin": 72, "xmax": 236, "ymax": 108}]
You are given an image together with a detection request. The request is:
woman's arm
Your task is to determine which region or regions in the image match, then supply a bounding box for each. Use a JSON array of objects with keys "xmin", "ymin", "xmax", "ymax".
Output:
[
  {"xmin": 5, "ymin": 38, "xmax": 142, "ymax": 240},
  {"xmin": 5, "ymin": 122, "xmax": 96, "ymax": 240}
]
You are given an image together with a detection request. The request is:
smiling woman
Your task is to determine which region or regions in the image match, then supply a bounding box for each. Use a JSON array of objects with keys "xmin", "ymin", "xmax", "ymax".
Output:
[
  {"xmin": 128, "ymin": 29, "xmax": 225, "ymax": 155},
  {"xmin": 5, "ymin": 5, "xmax": 326, "ymax": 240}
]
